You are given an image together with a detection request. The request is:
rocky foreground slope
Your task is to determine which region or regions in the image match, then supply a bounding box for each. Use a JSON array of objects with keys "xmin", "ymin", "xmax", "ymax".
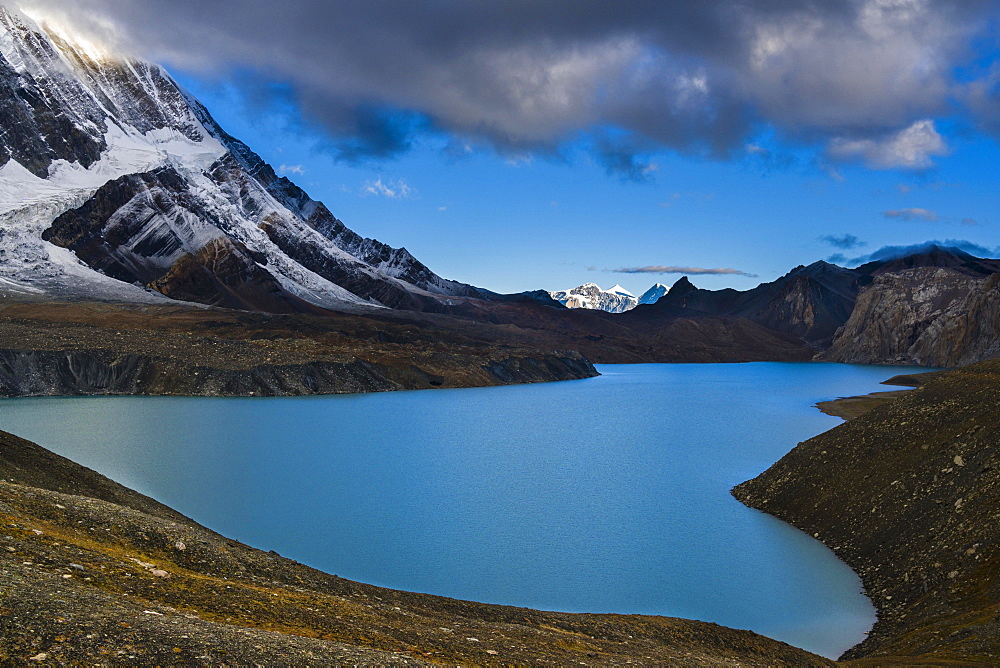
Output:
[
  {"xmin": 734, "ymin": 359, "xmax": 1000, "ymax": 664},
  {"xmin": 0, "ymin": 429, "xmax": 831, "ymax": 665}
]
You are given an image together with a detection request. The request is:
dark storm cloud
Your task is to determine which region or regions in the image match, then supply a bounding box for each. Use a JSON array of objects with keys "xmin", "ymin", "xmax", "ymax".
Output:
[
  {"xmin": 820, "ymin": 234, "xmax": 866, "ymax": 250},
  {"xmin": 19, "ymin": 0, "xmax": 1000, "ymax": 166},
  {"xmin": 593, "ymin": 136, "xmax": 658, "ymax": 182}
]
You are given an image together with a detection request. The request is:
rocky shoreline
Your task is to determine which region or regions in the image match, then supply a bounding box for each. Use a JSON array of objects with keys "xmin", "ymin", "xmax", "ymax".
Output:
[
  {"xmin": 813, "ymin": 372, "xmax": 928, "ymax": 421},
  {"xmin": 734, "ymin": 359, "xmax": 1000, "ymax": 663}
]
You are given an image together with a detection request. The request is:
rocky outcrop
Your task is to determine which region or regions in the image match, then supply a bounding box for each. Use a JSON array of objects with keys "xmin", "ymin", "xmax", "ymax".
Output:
[
  {"xmin": 916, "ymin": 272, "xmax": 1000, "ymax": 366},
  {"xmin": 734, "ymin": 359, "xmax": 1000, "ymax": 663},
  {"xmin": 820, "ymin": 267, "xmax": 1000, "ymax": 367}
]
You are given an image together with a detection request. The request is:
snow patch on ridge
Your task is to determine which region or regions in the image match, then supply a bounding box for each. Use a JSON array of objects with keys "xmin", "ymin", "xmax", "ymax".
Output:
[{"xmin": 0, "ymin": 123, "xmax": 224, "ymax": 226}]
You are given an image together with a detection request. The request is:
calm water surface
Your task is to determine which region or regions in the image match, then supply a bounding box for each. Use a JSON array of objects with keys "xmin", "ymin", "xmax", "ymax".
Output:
[{"xmin": 0, "ymin": 362, "xmax": 926, "ymax": 658}]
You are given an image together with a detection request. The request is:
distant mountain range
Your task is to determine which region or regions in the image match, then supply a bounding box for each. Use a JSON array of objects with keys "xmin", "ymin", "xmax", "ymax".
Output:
[
  {"xmin": 549, "ymin": 282, "xmax": 670, "ymax": 312},
  {"xmin": 549, "ymin": 283, "xmax": 638, "ymax": 313},
  {"xmin": 544, "ymin": 243, "xmax": 1000, "ymax": 367}
]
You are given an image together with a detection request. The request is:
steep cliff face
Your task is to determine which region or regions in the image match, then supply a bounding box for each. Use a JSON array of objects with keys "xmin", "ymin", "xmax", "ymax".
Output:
[
  {"xmin": 915, "ymin": 272, "xmax": 1000, "ymax": 367},
  {"xmin": 821, "ymin": 267, "xmax": 999, "ymax": 367}
]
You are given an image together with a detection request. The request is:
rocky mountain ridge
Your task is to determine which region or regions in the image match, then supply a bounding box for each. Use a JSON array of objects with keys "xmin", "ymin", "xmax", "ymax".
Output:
[{"xmin": 653, "ymin": 244, "xmax": 1000, "ymax": 366}]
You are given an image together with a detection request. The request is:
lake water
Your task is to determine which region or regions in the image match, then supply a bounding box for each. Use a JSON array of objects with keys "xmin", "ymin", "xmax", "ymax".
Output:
[{"xmin": 0, "ymin": 362, "xmax": 926, "ymax": 658}]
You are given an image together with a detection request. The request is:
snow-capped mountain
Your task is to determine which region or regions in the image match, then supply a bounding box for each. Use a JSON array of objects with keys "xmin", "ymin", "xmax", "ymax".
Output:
[
  {"xmin": 0, "ymin": 6, "xmax": 487, "ymax": 312},
  {"xmin": 549, "ymin": 283, "xmax": 638, "ymax": 313},
  {"xmin": 637, "ymin": 283, "xmax": 669, "ymax": 305}
]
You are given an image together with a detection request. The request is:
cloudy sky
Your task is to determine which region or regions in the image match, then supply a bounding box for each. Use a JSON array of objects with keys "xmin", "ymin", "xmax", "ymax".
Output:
[{"xmin": 21, "ymin": 0, "xmax": 1000, "ymax": 294}]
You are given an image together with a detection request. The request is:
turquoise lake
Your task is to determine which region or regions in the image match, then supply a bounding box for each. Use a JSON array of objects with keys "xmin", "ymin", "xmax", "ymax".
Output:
[{"xmin": 0, "ymin": 362, "xmax": 927, "ymax": 658}]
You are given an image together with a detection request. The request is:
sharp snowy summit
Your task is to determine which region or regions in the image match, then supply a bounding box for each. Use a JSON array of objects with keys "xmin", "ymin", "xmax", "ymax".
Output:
[
  {"xmin": 638, "ymin": 283, "xmax": 669, "ymax": 305},
  {"xmin": 549, "ymin": 281, "xmax": 673, "ymax": 313},
  {"xmin": 0, "ymin": 5, "xmax": 488, "ymax": 313}
]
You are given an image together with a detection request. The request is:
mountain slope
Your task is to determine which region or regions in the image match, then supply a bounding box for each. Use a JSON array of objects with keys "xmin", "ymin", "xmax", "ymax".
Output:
[
  {"xmin": 652, "ymin": 246, "xmax": 1000, "ymax": 365},
  {"xmin": 820, "ymin": 267, "xmax": 1000, "ymax": 367},
  {"xmin": 0, "ymin": 6, "xmax": 481, "ymax": 313},
  {"xmin": 637, "ymin": 282, "xmax": 669, "ymax": 305}
]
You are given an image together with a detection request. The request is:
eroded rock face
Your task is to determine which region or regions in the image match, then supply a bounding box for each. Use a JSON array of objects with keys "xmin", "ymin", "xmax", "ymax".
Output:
[
  {"xmin": 0, "ymin": 10, "xmax": 107, "ymax": 176},
  {"xmin": 0, "ymin": 347, "xmax": 598, "ymax": 398},
  {"xmin": 821, "ymin": 267, "xmax": 999, "ymax": 367},
  {"xmin": 149, "ymin": 237, "xmax": 321, "ymax": 314}
]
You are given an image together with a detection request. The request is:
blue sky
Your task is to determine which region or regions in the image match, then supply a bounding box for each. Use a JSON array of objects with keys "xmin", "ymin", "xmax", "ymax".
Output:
[{"xmin": 25, "ymin": 0, "xmax": 1000, "ymax": 295}]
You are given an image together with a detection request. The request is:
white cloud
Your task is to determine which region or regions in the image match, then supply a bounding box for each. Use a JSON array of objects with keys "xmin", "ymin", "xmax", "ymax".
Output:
[
  {"xmin": 605, "ymin": 265, "xmax": 759, "ymax": 278},
  {"xmin": 828, "ymin": 119, "xmax": 948, "ymax": 169},
  {"xmin": 278, "ymin": 164, "xmax": 305, "ymax": 176},
  {"xmin": 882, "ymin": 207, "xmax": 939, "ymax": 221},
  {"xmin": 362, "ymin": 177, "xmax": 415, "ymax": 199}
]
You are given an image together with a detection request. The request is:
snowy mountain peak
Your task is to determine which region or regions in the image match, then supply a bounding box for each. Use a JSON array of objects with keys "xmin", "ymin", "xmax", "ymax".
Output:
[
  {"xmin": 607, "ymin": 284, "xmax": 633, "ymax": 297},
  {"xmin": 0, "ymin": 8, "xmax": 485, "ymax": 312},
  {"xmin": 548, "ymin": 282, "xmax": 638, "ymax": 313},
  {"xmin": 637, "ymin": 283, "xmax": 669, "ymax": 305}
]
